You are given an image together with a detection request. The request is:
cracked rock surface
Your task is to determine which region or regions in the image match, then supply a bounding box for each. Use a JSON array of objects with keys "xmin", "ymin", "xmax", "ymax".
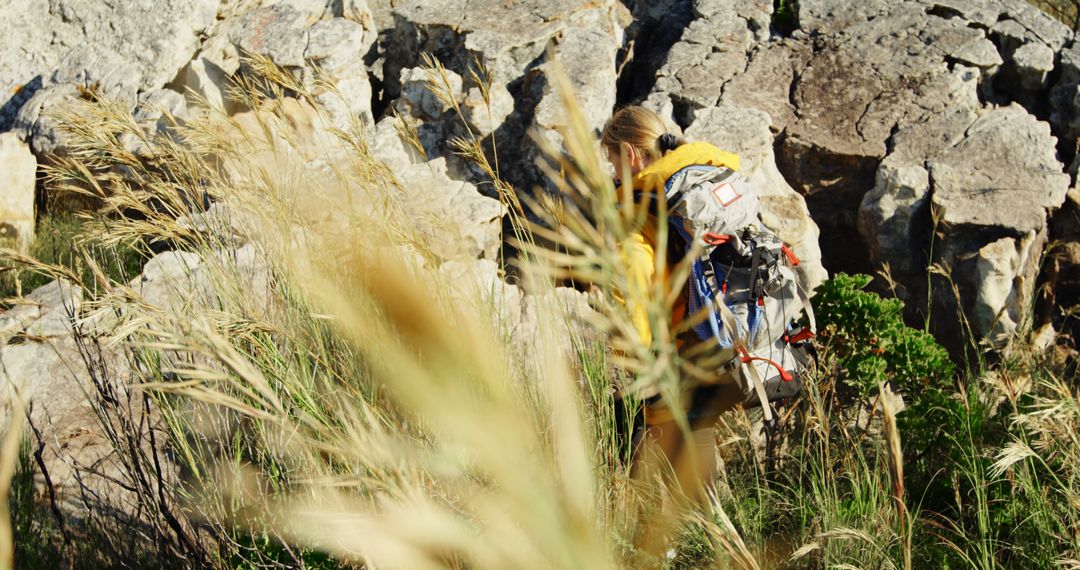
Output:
[{"xmin": 640, "ymin": 0, "xmax": 1076, "ymax": 350}]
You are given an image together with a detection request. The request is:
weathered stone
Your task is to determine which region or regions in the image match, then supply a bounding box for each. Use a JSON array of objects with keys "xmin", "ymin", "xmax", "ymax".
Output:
[
  {"xmin": 304, "ymin": 18, "xmax": 376, "ymax": 128},
  {"xmin": 721, "ymin": 41, "xmax": 812, "ymax": 134},
  {"xmin": 438, "ymin": 258, "xmax": 601, "ymax": 370},
  {"xmin": 368, "ymin": 115, "xmax": 428, "ymax": 171},
  {"xmin": 1012, "ymin": 42, "xmax": 1055, "ymax": 90},
  {"xmin": 684, "ymin": 106, "xmax": 827, "ymax": 291},
  {"xmin": 134, "ymin": 251, "xmax": 214, "ymax": 313},
  {"xmin": 23, "ymin": 280, "xmax": 82, "ymax": 339},
  {"xmin": 923, "ymin": 0, "xmax": 1000, "ymax": 28},
  {"xmin": 50, "ymin": 47, "xmax": 142, "ymax": 109},
  {"xmin": 133, "ymin": 89, "xmax": 188, "ymax": 130},
  {"xmin": 0, "ymin": 333, "xmax": 143, "ymax": 515},
  {"xmin": 948, "ymin": 37, "xmax": 1004, "ymax": 71},
  {"xmin": 0, "ymin": 133, "xmax": 36, "ymax": 251},
  {"xmin": 531, "ymin": 6, "xmax": 621, "ymax": 152},
  {"xmin": 11, "ymin": 84, "xmax": 80, "ymax": 156},
  {"xmin": 231, "ymin": 5, "xmax": 311, "ymax": 69},
  {"xmin": 973, "ymin": 233, "xmax": 1044, "ymax": 346},
  {"xmin": 396, "ymin": 66, "xmax": 462, "ymax": 121},
  {"xmin": 396, "ymin": 157, "xmax": 505, "ymax": 260},
  {"xmin": 0, "ymin": 0, "xmax": 217, "ymax": 131},
  {"xmin": 314, "ymin": 71, "xmax": 375, "ymax": 129},
  {"xmin": 650, "ymin": 4, "xmax": 755, "ymax": 111},
  {"xmin": 858, "ymin": 104, "xmax": 979, "ymax": 284},
  {"xmin": 462, "ymin": 85, "xmax": 514, "ymax": 137},
  {"xmin": 861, "ymin": 103, "xmax": 1068, "ymax": 344},
  {"xmin": 796, "ymin": 0, "xmax": 895, "ymax": 34},
  {"xmin": 385, "ymin": 0, "xmax": 624, "ymax": 117},
  {"xmin": 121, "ymin": 89, "xmax": 190, "ymax": 156},
  {"xmin": 859, "ymin": 157, "xmax": 933, "ymax": 280},
  {"xmin": 1052, "ymin": 42, "xmax": 1080, "ymax": 140},
  {"xmin": 174, "ymin": 56, "xmax": 232, "ymax": 111},
  {"xmin": 330, "ymin": 0, "xmax": 379, "ymax": 39},
  {"xmin": 306, "ymin": 18, "xmax": 369, "ymax": 73},
  {"xmin": 929, "ymin": 106, "xmax": 1068, "ymax": 235},
  {"xmin": 988, "ymin": 2, "xmax": 1071, "ymax": 53}
]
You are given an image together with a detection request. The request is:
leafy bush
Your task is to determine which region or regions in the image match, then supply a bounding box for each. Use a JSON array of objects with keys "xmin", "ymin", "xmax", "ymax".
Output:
[
  {"xmin": 813, "ymin": 273, "xmax": 959, "ymax": 474},
  {"xmin": 813, "ymin": 273, "xmax": 954, "ymax": 399}
]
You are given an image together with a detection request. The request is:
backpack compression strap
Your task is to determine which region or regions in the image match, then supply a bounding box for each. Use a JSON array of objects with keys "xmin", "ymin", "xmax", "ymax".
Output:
[{"xmin": 712, "ymin": 296, "xmax": 775, "ymax": 422}]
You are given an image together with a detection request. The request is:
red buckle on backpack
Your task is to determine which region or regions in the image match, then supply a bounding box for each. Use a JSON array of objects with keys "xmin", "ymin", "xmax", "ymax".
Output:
[
  {"xmin": 785, "ymin": 328, "xmax": 815, "ymax": 344},
  {"xmin": 781, "ymin": 244, "xmax": 800, "ymax": 266},
  {"xmin": 738, "ymin": 348, "xmax": 795, "ymax": 382},
  {"xmin": 703, "ymin": 233, "xmax": 732, "ymax": 246}
]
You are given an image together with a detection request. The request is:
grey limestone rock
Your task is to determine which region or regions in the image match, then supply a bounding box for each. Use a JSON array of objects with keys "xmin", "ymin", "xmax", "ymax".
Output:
[
  {"xmin": 650, "ymin": 3, "xmax": 757, "ymax": 111},
  {"xmin": 230, "ymin": 4, "xmax": 312, "ymax": 69},
  {"xmin": 1013, "ymin": 42, "xmax": 1055, "ymax": 89},
  {"xmin": 396, "ymin": 157, "xmax": 506, "ymax": 261},
  {"xmin": 929, "ymin": 106, "xmax": 1068, "ymax": 235},
  {"xmin": 462, "ymin": 85, "xmax": 515, "ymax": 137},
  {"xmin": 860, "ymin": 104, "xmax": 1068, "ymax": 343},
  {"xmin": 396, "ymin": 66, "xmax": 463, "ymax": 121},
  {"xmin": 0, "ymin": 0, "xmax": 217, "ymax": 131},
  {"xmin": 949, "ymin": 38, "xmax": 1005, "ymax": 71},
  {"xmin": 388, "ymin": 0, "xmax": 609, "ymax": 88}
]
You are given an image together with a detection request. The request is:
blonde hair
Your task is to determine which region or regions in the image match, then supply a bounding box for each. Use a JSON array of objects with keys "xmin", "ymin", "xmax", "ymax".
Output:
[{"xmin": 600, "ymin": 106, "xmax": 684, "ymax": 162}]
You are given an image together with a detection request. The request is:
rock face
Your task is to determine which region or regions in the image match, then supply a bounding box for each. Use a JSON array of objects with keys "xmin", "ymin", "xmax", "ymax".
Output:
[
  {"xmin": 0, "ymin": 0, "xmax": 218, "ymax": 131},
  {"xmin": 861, "ymin": 105, "xmax": 1069, "ymax": 344},
  {"xmin": 637, "ymin": 0, "xmax": 1076, "ymax": 349},
  {"xmin": 0, "ymin": 133, "xmax": 36, "ymax": 251},
  {"xmin": 0, "ymin": 0, "xmax": 1073, "ymax": 343},
  {"xmin": 0, "ymin": 278, "xmax": 154, "ymax": 524},
  {"xmin": 378, "ymin": 0, "xmax": 627, "ymax": 189}
]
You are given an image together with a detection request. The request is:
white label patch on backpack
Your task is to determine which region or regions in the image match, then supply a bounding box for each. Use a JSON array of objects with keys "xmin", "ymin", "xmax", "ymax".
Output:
[{"xmin": 711, "ymin": 183, "xmax": 741, "ymax": 207}]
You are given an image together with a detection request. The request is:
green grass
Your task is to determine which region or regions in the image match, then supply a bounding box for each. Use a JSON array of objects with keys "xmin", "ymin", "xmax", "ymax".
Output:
[{"xmin": 0, "ymin": 212, "xmax": 145, "ymax": 300}]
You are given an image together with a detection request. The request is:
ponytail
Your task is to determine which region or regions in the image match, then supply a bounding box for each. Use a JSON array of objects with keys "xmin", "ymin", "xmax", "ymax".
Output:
[{"xmin": 601, "ymin": 106, "xmax": 684, "ymax": 162}]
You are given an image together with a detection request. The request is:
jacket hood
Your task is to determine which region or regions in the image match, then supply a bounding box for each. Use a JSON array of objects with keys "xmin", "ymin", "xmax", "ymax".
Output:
[{"xmin": 631, "ymin": 141, "xmax": 741, "ymax": 192}]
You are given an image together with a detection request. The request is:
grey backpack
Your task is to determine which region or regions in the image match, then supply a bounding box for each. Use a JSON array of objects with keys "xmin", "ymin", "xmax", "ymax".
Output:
[{"xmin": 655, "ymin": 164, "xmax": 816, "ymax": 422}]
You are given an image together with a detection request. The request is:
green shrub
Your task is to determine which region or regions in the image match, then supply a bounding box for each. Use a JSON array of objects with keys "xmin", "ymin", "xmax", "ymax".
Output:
[
  {"xmin": 813, "ymin": 273, "xmax": 954, "ymax": 398},
  {"xmin": 813, "ymin": 273, "xmax": 959, "ymax": 472}
]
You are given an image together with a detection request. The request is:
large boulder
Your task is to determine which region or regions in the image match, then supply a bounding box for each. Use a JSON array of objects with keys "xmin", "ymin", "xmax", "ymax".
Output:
[
  {"xmin": 0, "ymin": 278, "xmax": 154, "ymax": 523},
  {"xmin": 860, "ymin": 105, "xmax": 1069, "ymax": 345}
]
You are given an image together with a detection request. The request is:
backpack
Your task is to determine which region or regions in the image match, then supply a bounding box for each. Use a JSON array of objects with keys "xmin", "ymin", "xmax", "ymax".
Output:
[{"xmin": 651, "ymin": 164, "xmax": 816, "ymax": 423}]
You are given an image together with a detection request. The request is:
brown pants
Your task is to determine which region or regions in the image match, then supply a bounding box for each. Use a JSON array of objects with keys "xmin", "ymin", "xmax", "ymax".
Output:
[
  {"xmin": 627, "ymin": 383, "xmax": 743, "ymax": 559},
  {"xmin": 631, "ymin": 383, "xmax": 743, "ymax": 501}
]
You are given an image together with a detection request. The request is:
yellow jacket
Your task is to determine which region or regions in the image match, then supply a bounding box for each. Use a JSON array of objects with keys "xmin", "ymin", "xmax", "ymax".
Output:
[{"xmin": 620, "ymin": 142, "xmax": 741, "ymax": 346}]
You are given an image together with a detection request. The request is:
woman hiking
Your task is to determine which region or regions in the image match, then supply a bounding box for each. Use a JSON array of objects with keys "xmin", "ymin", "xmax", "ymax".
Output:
[{"xmin": 600, "ymin": 105, "xmax": 750, "ymax": 503}]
